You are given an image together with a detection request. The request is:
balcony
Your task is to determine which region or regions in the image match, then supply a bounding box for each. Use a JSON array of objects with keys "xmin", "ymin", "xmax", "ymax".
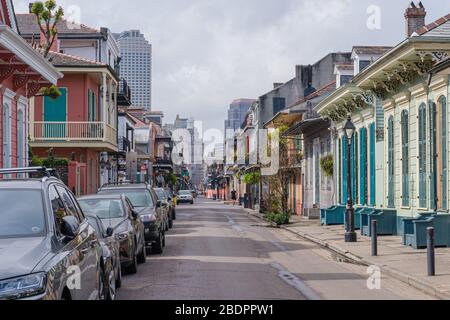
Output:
[
  {"xmin": 30, "ymin": 122, "xmax": 118, "ymax": 152},
  {"xmin": 117, "ymin": 78, "xmax": 132, "ymax": 106}
]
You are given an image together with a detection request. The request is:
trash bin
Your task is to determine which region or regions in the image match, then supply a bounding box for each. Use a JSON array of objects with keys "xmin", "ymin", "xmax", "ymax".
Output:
[{"xmin": 244, "ymin": 193, "xmax": 249, "ymax": 209}]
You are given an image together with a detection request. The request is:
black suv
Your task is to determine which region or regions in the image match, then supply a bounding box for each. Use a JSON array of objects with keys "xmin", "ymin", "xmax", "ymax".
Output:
[
  {"xmin": 97, "ymin": 183, "xmax": 165, "ymax": 254},
  {"xmin": 0, "ymin": 167, "xmax": 104, "ymax": 300}
]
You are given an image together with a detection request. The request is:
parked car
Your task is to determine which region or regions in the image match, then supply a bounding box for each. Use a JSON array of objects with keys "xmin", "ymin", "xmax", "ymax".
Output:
[
  {"xmin": 164, "ymin": 188, "xmax": 177, "ymax": 220},
  {"xmin": 177, "ymin": 190, "xmax": 194, "ymax": 204},
  {"xmin": 85, "ymin": 214, "xmax": 121, "ymax": 300},
  {"xmin": 97, "ymin": 183, "xmax": 165, "ymax": 254},
  {"xmin": 0, "ymin": 167, "xmax": 104, "ymax": 300},
  {"xmin": 78, "ymin": 194, "xmax": 146, "ymax": 274},
  {"xmin": 154, "ymin": 188, "xmax": 174, "ymax": 229}
]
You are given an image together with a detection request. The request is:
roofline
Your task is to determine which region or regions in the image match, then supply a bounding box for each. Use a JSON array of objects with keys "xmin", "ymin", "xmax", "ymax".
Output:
[{"xmin": 55, "ymin": 65, "xmax": 119, "ymax": 81}]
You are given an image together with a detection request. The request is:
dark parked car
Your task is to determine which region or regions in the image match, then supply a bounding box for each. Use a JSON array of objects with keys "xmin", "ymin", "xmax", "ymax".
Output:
[
  {"xmin": 78, "ymin": 195, "xmax": 146, "ymax": 274},
  {"xmin": 85, "ymin": 214, "xmax": 121, "ymax": 300},
  {"xmin": 154, "ymin": 188, "xmax": 173, "ymax": 229},
  {"xmin": 164, "ymin": 188, "xmax": 177, "ymax": 220},
  {"xmin": 97, "ymin": 183, "xmax": 165, "ymax": 254},
  {"xmin": 0, "ymin": 167, "xmax": 104, "ymax": 300}
]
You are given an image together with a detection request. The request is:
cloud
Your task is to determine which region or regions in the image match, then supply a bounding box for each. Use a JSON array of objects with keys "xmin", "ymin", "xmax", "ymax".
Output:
[{"xmin": 14, "ymin": 0, "xmax": 450, "ymax": 132}]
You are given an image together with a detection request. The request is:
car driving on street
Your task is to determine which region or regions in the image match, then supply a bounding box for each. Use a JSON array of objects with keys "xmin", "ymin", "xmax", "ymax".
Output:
[
  {"xmin": 78, "ymin": 194, "xmax": 146, "ymax": 275},
  {"xmin": 97, "ymin": 183, "xmax": 166, "ymax": 254},
  {"xmin": 177, "ymin": 190, "xmax": 194, "ymax": 204},
  {"xmin": 0, "ymin": 167, "xmax": 104, "ymax": 300}
]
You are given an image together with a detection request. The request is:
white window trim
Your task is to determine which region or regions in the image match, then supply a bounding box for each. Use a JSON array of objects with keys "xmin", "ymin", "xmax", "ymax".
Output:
[
  {"xmin": 17, "ymin": 96, "xmax": 27, "ymax": 168},
  {"xmin": 2, "ymin": 88, "xmax": 15, "ymax": 168}
]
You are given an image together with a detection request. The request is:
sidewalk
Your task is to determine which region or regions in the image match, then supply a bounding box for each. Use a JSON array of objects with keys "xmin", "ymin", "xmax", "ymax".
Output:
[{"xmin": 235, "ymin": 205, "xmax": 450, "ymax": 300}]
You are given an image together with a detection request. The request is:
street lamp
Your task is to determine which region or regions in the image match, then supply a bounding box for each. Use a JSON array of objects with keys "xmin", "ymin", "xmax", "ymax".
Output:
[{"xmin": 343, "ymin": 116, "xmax": 357, "ymax": 243}]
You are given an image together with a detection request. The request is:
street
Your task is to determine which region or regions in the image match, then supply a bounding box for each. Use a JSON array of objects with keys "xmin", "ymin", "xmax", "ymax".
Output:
[{"xmin": 117, "ymin": 198, "xmax": 434, "ymax": 300}]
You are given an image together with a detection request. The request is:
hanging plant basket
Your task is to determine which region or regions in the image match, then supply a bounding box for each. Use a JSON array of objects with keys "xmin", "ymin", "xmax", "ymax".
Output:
[{"xmin": 320, "ymin": 154, "xmax": 334, "ymax": 177}]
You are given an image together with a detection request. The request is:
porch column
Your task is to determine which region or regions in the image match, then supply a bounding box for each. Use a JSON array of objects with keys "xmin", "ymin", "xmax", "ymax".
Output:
[{"xmin": 102, "ymin": 72, "xmax": 107, "ymax": 142}]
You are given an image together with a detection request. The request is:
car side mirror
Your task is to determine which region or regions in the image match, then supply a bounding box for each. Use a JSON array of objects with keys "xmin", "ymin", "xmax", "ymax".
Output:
[
  {"xmin": 131, "ymin": 210, "xmax": 139, "ymax": 219},
  {"xmin": 106, "ymin": 227, "xmax": 114, "ymax": 238},
  {"xmin": 61, "ymin": 216, "xmax": 80, "ymax": 241}
]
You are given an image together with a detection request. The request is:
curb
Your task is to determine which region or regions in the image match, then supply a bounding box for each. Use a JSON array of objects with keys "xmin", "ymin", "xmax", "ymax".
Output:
[{"xmin": 245, "ymin": 211, "xmax": 449, "ymax": 300}]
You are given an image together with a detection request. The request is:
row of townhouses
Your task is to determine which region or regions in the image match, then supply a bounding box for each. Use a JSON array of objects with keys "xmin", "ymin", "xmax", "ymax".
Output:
[
  {"xmin": 0, "ymin": 1, "xmax": 173, "ymax": 195},
  {"xmin": 223, "ymin": 2, "xmax": 450, "ymax": 248}
]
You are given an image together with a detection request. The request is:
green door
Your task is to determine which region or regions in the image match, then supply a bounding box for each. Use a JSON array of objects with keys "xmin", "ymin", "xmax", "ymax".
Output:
[{"xmin": 44, "ymin": 88, "xmax": 67, "ymax": 138}]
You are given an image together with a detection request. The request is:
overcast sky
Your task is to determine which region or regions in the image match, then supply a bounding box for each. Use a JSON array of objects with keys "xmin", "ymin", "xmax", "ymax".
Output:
[{"xmin": 14, "ymin": 0, "xmax": 450, "ymax": 131}]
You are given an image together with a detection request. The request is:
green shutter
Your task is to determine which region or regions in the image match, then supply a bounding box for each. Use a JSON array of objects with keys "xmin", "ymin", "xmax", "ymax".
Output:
[
  {"xmin": 360, "ymin": 128, "xmax": 367, "ymax": 205},
  {"xmin": 342, "ymin": 136, "xmax": 347, "ymax": 204},
  {"xmin": 419, "ymin": 103, "xmax": 427, "ymax": 208},
  {"xmin": 401, "ymin": 111, "xmax": 410, "ymax": 207},
  {"xmin": 388, "ymin": 116, "xmax": 395, "ymax": 208},
  {"xmin": 369, "ymin": 123, "xmax": 376, "ymax": 206},
  {"xmin": 430, "ymin": 101, "xmax": 437, "ymax": 210},
  {"xmin": 442, "ymin": 97, "xmax": 448, "ymax": 210}
]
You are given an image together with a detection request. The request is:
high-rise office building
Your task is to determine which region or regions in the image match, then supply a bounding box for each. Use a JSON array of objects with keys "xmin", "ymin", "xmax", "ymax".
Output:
[
  {"xmin": 116, "ymin": 30, "xmax": 152, "ymax": 109},
  {"xmin": 224, "ymin": 99, "xmax": 256, "ymax": 133}
]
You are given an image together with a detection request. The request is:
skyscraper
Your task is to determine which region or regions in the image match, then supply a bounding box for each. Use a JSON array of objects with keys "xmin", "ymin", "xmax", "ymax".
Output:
[
  {"xmin": 116, "ymin": 30, "xmax": 152, "ymax": 109},
  {"xmin": 224, "ymin": 99, "xmax": 256, "ymax": 133}
]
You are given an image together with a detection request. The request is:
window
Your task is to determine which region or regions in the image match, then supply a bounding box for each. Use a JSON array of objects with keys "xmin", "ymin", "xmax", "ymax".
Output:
[
  {"xmin": 49, "ymin": 185, "xmax": 69, "ymax": 237},
  {"xmin": 341, "ymin": 135, "xmax": 347, "ymax": 204},
  {"xmin": 359, "ymin": 60, "xmax": 371, "ymax": 71},
  {"xmin": 55, "ymin": 185, "xmax": 83, "ymax": 222},
  {"xmin": 387, "ymin": 116, "xmax": 395, "ymax": 208},
  {"xmin": 401, "ymin": 110, "xmax": 409, "ymax": 206},
  {"xmin": 369, "ymin": 122, "xmax": 376, "ymax": 206},
  {"xmin": 273, "ymin": 97, "xmax": 286, "ymax": 115},
  {"xmin": 340, "ymin": 75, "xmax": 353, "ymax": 86},
  {"xmin": 2, "ymin": 103, "xmax": 10, "ymax": 168},
  {"xmin": 418, "ymin": 103, "xmax": 427, "ymax": 208}
]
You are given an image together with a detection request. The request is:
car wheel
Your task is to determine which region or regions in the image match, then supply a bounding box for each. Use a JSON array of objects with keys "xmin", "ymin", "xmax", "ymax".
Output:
[
  {"xmin": 98, "ymin": 267, "xmax": 107, "ymax": 300},
  {"xmin": 152, "ymin": 230, "xmax": 164, "ymax": 254},
  {"xmin": 137, "ymin": 240, "xmax": 146, "ymax": 264},
  {"xmin": 107, "ymin": 268, "xmax": 117, "ymax": 300}
]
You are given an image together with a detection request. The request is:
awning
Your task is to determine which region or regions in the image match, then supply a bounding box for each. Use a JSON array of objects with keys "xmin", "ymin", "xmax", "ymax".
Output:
[{"xmin": 283, "ymin": 117, "xmax": 330, "ymax": 137}]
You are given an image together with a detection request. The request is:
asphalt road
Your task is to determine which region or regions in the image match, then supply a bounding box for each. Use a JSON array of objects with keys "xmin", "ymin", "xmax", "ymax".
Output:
[{"xmin": 117, "ymin": 197, "xmax": 434, "ymax": 300}]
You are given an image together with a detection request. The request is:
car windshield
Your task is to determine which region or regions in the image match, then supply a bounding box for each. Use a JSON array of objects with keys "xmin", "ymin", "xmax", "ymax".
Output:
[
  {"xmin": 154, "ymin": 189, "xmax": 167, "ymax": 200},
  {"xmin": 0, "ymin": 190, "xmax": 46, "ymax": 238},
  {"xmin": 78, "ymin": 199, "xmax": 125, "ymax": 219},
  {"xmin": 179, "ymin": 190, "xmax": 191, "ymax": 195},
  {"xmin": 99, "ymin": 189, "xmax": 154, "ymax": 207}
]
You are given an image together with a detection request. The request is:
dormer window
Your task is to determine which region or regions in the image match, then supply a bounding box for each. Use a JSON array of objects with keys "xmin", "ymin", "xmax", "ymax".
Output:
[
  {"xmin": 340, "ymin": 75, "xmax": 353, "ymax": 86},
  {"xmin": 359, "ymin": 60, "xmax": 371, "ymax": 72}
]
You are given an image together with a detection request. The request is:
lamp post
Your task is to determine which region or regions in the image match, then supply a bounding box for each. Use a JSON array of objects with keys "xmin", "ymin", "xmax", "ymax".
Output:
[{"xmin": 343, "ymin": 116, "xmax": 357, "ymax": 243}]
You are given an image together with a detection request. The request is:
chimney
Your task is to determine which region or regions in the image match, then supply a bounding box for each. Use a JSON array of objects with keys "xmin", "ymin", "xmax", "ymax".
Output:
[{"xmin": 405, "ymin": 2, "xmax": 426, "ymax": 37}]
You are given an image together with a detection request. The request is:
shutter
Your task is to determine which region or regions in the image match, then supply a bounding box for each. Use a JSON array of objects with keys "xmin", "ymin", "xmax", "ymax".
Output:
[
  {"xmin": 419, "ymin": 104, "xmax": 427, "ymax": 208},
  {"xmin": 369, "ymin": 123, "xmax": 376, "ymax": 206},
  {"xmin": 430, "ymin": 102, "xmax": 437, "ymax": 210},
  {"xmin": 442, "ymin": 97, "xmax": 448, "ymax": 210},
  {"xmin": 342, "ymin": 136, "xmax": 347, "ymax": 204},
  {"xmin": 360, "ymin": 128, "xmax": 367, "ymax": 205}
]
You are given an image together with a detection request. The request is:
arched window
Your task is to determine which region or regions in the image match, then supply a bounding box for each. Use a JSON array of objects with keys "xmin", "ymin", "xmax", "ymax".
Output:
[
  {"xmin": 438, "ymin": 96, "xmax": 447, "ymax": 211},
  {"xmin": 418, "ymin": 103, "xmax": 427, "ymax": 208},
  {"xmin": 17, "ymin": 109, "xmax": 25, "ymax": 168},
  {"xmin": 2, "ymin": 103, "xmax": 10, "ymax": 168},
  {"xmin": 387, "ymin": 116, "xmax": 395, "ymax": 208},
  {"xmin": 401, "ymin": 110, "xmax": 409, "ymax": 206}
]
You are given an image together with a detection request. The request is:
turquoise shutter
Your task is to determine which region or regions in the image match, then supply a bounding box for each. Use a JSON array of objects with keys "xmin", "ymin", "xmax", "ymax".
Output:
[
  {"xmin": 352, "ymin": 133, "xmax": 358, "ymax": 202},
  {"xmin": 342, "ymin": 136, "xmax": 347, "ymax": 204},
  {"xmin": 442, "ymin": 97, "xmax": 448, "ymax": 210},
  {"xmin": 387, "ymin": 116, "xmax": 395, "ymax": 208},
  {"xmin": 401, "ymin": 111, "xmax": 410, "ymax": 207},
  {"xmin": 418, "ymin": 103, "xmax": 427, "ymax": 208},
  {"xmin": 369, "ymin": 123, "xmax": 376, "ymax": 206},
  {"xmin": 360, "ymin": 128, "xmax": 367, "ymax": 205},
  {"xmin": 430, "ymin": 101, "xmax": 437, "ymax": 210}
]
